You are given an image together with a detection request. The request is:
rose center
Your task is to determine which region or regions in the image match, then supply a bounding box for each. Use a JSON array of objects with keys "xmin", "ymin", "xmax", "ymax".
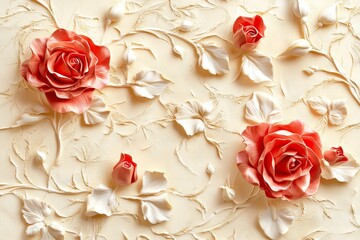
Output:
[
  {"xmin": 335, "ymin": 148, "xmax": 344, "ymax": 156},
  {"xmin": 288, "ymin": 157, "xmax": 301, "ymax": 171},
  {"xmin": 122, "ymin": 161, "xmax": 132, "ymax": 168},
  {"xmin": 69, "ymin": 57, "xmax": 81, "ymax": 71},
  {"xmin": 244, "ymin": 26, "xmax": 258, "ymax": 37}
]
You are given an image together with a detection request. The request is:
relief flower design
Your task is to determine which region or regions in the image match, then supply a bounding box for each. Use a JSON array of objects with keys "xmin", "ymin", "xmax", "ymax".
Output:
[
  {"xmin": 236, "ymin": 120, "xmax": 323, "ymax": 200},
  {"xmin": 233, "ymin": 15, "xmax": 266, "ymax": 52},
  {"xmin": 112, "ymin": 153, "xmax": 138, "ymax": 186},
  {"xmin": 321, "ymin": 146, "xmax": 360, "ymax": 182},
  {"xmin": 21, "ymin": 28, "xmax": 110, "ymax": 114}
]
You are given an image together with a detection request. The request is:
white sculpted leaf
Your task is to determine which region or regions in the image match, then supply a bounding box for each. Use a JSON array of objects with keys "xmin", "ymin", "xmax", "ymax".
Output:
[
  {"xmin": 140, "ymin": 171, "xmax": 168, "ymax": 195},
  {"xmin": 328, "ymin": 99, "xmax": 347, "ymax": 125},
  {"xmin": 307, "ymin": 97, "xmax": 347, "ymax": 125},
  {"xmin": 278, "ymin": 39, "xmax": 311, "ymax": 57},
  {"xmin": 259, "ymin": 206, "xmax": 295, "ymax": 240},
  {"xmin": 122, "ymin": 45, "xmax": 136, "ymax": 66},
  {"xmin": 321, "ymin": 155, "xmax": 360, "ymax": 182},
  {"xmin": 140, "ymin": 194, "xmax": 172, "ymax": 224},
  {"xmin": 85, "ymin": 185, "xmax": 117, "ymax": 217},
  {"xmin": 15, "ymin": 105, "xmax": 49, "ymax": 126},
  {"xmin": 131, "ymin": 70, "xmax": 170, "ymax": 99},
  {"xmin": 307, "ymin": 96, "xmax": 330, "ymax": 115},
  {"xmin": 198, "ymin": 43, "xmax": 229, "ymax": 75},
  {"xmin": 42, "ymin": 222, "xmax": 65, "ymax": 240},
  {"xmin": 26, "ymin": 222, "xmax": 45, "ymax": 236},
  {"xmin": 82, "ymin": 96, "xmax": 110, "ymax": 125},
  {"xmin": 22, "ymin": 199, "xmax": 51, "ymax": 225},
  {"xmin": 175, "ymin": 101, "xmax": 213, "ymax": 136},
  {"xmin": 245, "ymin": 92, "xmax": 283, "ymax": 124},
  {"xmin": 242, "ymin": 51, "xmax": 273, "ymax": 83},
  {"xmin": 173, "ymin": 45, "xmax": 185, "ymax": 58}
]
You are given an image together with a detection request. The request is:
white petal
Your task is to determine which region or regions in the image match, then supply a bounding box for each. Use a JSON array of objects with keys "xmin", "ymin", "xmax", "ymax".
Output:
[
  {"xmin": 85, "ymin": 185, "xmax": 117, "ymax": 217},
  {"xmin": 47, "ymin": 222, "xmax": 65, "ymax": 240},
  {"xmin": 41, "ymin": 228, "xmax": 53, "ymax": 240},
  {"xmin": 179, "ymin": 19, "xmax": 195, "ymax": 32},
  {"xmin": 82, "ymin": 96, "xmax": 110, "ymax": 125},
  {"xmin": 206, "ymin": 163, "xmax": 215, "ymax": 176},
  {"xmin": 131, "ymin": 70, "xmax": 170, "ymax": 99},
  {"xmin": 198, "ymin": 43, "xmax": 229, "ymax": 75},
  {"xmin": 245, "ymin": 92, "xmax": 283, "ymax": 124},
  {"xmin": 140, "ymin": 194, "xmax": 172, "ymax": 224},
  {"xmin": 321, "ymin": 155, "xmax": 360, "ymax": 182},
  {"xmin": 259, "ymin": 206, "xmax": 295, "ymax": 240},
  {"xmin": 107, "ymin": 0, "xmax": 125, "ymax": 22},
  {"xmin": 22, "ymin": 199, "xmax": 52, "ymax": 225},
  {"xmin": 220, "ymin": 186, "xmax": 236, "ymax": 202},
  {"xmin": 26, "ymin": 222, "xmax": 45, "ymax": 236},
  {"xmin": 293, "ymin": 0, "xmax": 309, "ymax": 19},
  {"xmin": 307, "ymin": 96, "xmax": 330, "ymax": 115},
  {"xmin": 328, "ymin": 99, "xmax": 347, "ymax": 125},
  {"xmin": 173, "ymin": 45, "xmax": 185, "ymax": 58},
  {"xmin": 278, "ymin": 39, "xmax": 311, "ymax": 57},
  {"xmin": 319, "ymin": 3, "xmax": 338, "ymax": 26},
  {"xmin": 34, "ymin": 150, "xmax": 47, "ymax": 164},
  {"xmin": 175, "ymin": 101, "xmax": 213, "ymax": 136},
  {"xmin": 242, "ymin": 51, "xmax": 273, "ymax": 83},
  {"xmin": 140, "ymin": 171, "xmax": 168, "ymax": 195},
  {"xmin": 122, "ymin": 45, "xmax": 136, "ymax": 66}
]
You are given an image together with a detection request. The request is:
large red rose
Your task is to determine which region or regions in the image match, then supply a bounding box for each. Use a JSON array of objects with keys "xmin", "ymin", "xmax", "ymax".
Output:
[
  {"xmin": 21, "ymin": 29, "xmax": 110, "ymax": 114},
  {"xmin": 232, "ymin": 15, "xmax": 265, "ymax": 52},
  {"xmin": 236, "ymin": 120, "xmax": 322, "ymax": 200}
]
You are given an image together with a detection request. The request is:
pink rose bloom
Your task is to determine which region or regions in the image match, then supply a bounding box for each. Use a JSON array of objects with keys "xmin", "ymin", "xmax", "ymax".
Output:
[
  {"xmin": 21, "ymin": 29, "xmax": 110, "ymax": 114},
  {"xmin": 112, "ymin": 153, "xmax": 138, "ymax": 186},
  {"xmin": 236, "ymin": 120, "xmax": 323, "ymax": 200},
  {"xmin": 233, "ymin": 15, "xmax": 266, "ymax": 52},
  {"xmin": 324, "ymin": 146, "xmax": 348, "ymax": 164}
]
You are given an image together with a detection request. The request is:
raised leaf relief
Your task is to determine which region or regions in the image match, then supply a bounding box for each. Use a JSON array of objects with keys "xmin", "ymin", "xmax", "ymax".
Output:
[
  {"xmin": 140, "ymin": 171, "xmax": 168, "ymax": 195},
  {"xmin": 278, "ymin": 39, "xmax": 311, "ymax": 57},
  {"xmin": 328, "ymin": 99, "xmax": 347, "ymax": 125},
  {"xmin": 22, "ymin": 199, "xmax": 51, "ymax": 225},
  {"xmin": 245, "ymin": 92, "xmax": 283, "ymax": 124},
  {"xmin": 138, "ymin": 171, "xmax": 172, "ymax": 224},
  {"xmin": 85, "ymin": 185, "xmax": 117, "ymax": 217},
  {"xmin": 259, "ymin": 206, "xmax": 295, "ymax": 240},
  {"xmin": 22, "ymin": 199, "xmax": 64, "ymax": 239},
  {"xmin": 140, "ymin": 194, "xmax": 172, "ymax": 224},
  {"xmin": 122, "ymin": 44, "xmax": 136, "ymax": 66},
  {"xmin": 242, "ymin": 51, "xmax": 273, "ymax": 83},
  {"xmin": 322, "ymin": 154, "xmax": 360, "ymax": 182},
  {"xmin": 175, "ymin": 101, "xmax": 213, "ymax": 136},
  {"xmin": 131, "ymin": 70, "xmax": 170, "ymax": 99},
  {"xmin": 82, "ymin": 96, "xmax": 110, "ymax": 125},
  {"xmin": 198, "ymin": 43, "xmax": 229, "ymax": 75},
  {"xmin": 15, "ymin": 105, "xmax": 49, "ymax": 127},
  {"xmin": 307, "ymin": 97, "xmax": 347, "ymax": 125},
  {"xmin": 46, "ymin": 222, "xmax": 65, "ymax": 240},
  {"xmin": 173, "ymin": 45, "xmax": 185, "ymax": 58}
]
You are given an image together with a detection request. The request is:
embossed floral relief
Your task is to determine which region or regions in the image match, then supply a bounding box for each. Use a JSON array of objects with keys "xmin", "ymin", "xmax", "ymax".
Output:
[{"xmin": 0, "ymin": 0, "xmax": 360, "ymax": 239}]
